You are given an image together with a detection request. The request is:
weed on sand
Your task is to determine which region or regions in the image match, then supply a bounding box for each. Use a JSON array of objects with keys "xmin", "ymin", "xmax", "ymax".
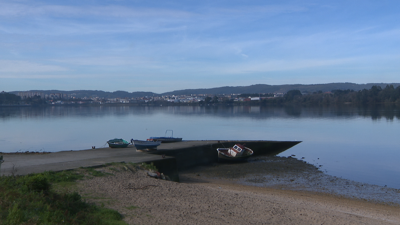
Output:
[
  {"xmin": 83, "ymin": 167, "xmax": 113, "ymax": 177},
  {"xmin": 126, "ymin": 206, "xmax": 140, "ymax": 210},
  {"xmin": 136, "ymin": 162, "xmax": 157, "ymax": 171}
]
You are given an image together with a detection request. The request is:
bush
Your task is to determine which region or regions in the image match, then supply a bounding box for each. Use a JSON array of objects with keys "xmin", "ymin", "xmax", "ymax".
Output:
[{"xmin": 24, "ymin": 174, "xmax": 51, "ymax": 192}]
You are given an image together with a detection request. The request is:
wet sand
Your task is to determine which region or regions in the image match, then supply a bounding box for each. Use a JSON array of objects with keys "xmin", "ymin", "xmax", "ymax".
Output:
[
  {"xmin": 77, "ymin": 157, "xmax": 400, "ymax": 225},
  {"xmin": 181, "ymin": 156, "xmax": 400, "ymax": 205}
]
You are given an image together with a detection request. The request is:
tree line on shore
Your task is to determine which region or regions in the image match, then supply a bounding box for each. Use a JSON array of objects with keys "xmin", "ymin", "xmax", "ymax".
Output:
[
  {"xmin": 0, "ymin": 92, "xmax": 46, "ymax": 105},
  {"xmin": 274, "ymin": 85, "xmax": 400, "ymax": 106},
  {"xmin": 200, "ymin": 85, "xmax": 400, "ymax": 106},
  {"xmin": 2, "ymin": 85, "xmax": 400, "ymax": 106}
]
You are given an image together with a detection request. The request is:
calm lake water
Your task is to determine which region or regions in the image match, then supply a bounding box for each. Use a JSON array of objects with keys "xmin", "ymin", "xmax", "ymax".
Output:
[{"xmin": 1, "ymin": 105, "xmax": 400, "ymax": 189}]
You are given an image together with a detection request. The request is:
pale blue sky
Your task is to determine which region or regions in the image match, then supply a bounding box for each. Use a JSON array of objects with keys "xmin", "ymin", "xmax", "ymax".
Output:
[{"xmin": 1, "ymin": 0, "xmax": 399, "ymax": 93}]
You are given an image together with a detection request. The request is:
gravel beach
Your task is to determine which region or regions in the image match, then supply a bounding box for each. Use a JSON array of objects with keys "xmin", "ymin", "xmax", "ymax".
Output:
[{"xmin": 77, "ymin": 157, "xmax": 400, "ymax": 225}]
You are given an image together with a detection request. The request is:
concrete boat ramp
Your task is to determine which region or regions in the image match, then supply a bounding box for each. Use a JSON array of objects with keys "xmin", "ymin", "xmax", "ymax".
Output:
[{"xmin": 0, "ymin": 140, "xmax": 300, "ymax": 177}]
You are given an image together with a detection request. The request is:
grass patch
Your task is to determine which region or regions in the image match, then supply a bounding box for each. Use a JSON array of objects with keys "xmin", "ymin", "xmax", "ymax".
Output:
[
  {"xmin": 42, "ymin": 170, "xmax": 85, "ymax": 183},
  {"xmin": 105, "ymin": 162, "xmax": 122, "ymax": 166},
  {"xmin": 126, "ymin": 206, "xmax": 140, "ymax": 210},
  {"xmin": 82, "ymin": 195, "xmax": 112, "ymax": 201},
  {"xmin": 109, "ymin": 167, "xmax": 120, "ymax": 172},
  {"xmin": 138, "ymin": 162, "xmax": 158, "ymax": 172},
  {"xmin": 0, "ymin": 162, "xmax": 162, "ymax": 224},
  {"xmin": 83, "ymin": 167, "xmax": 113, "ymax": 177},
  {"xmin": 52, "ymin": 181, "xmax": 79, "ymax": 193},
  {"xmin": 0, "ymin": 171, "xmax": 126, "ymax": 225}
]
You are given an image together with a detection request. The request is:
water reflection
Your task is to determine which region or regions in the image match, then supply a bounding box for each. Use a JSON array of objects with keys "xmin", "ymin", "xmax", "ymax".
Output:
[{"xmin": 1, "ymin": 105, "xmax": 400, "ymax": 121}]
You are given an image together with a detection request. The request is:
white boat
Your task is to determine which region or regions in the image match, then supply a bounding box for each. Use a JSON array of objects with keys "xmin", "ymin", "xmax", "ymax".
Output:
[
  {"xmin": 132, "ymin": 139, "xmax": 161, "ymax": 150},
  {"xmin": 216, "ymin": 144, "xmax": 254, "ymax": 161}
]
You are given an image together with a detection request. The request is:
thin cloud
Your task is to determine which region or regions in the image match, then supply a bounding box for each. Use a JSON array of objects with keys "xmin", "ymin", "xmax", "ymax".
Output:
[
  {"xmin": 214, "ymin": 4, "xmax": 307, "ymax": 15},
  {"xmin": 0, "ymin": 2, "xmax": 194, "ymax": 18},
  {"xmin": 218, "ymin": 58, "xmax": 358, "ymax": 74},
  {"xmin": 52, "ymin": 56, "xmax": 155, "ymax": 66},
  {"xmin": 0, "ymin": 60, "xmax": 67, "ymax": 74}
]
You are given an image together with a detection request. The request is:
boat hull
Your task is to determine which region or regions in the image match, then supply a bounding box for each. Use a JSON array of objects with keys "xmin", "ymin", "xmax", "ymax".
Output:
[
  {"xmin": 107, "ymin": 143, "xmax": 129, "ymax": 148},
  {"xmin": 148, "ymin": 137, "xmax": 182, "ymax": 143},
  {"xmin": 107, "ymin": 138, "xmax": 130, "ymax": 148},
  {"xmin": 217, "ymin": 152, "xmax": 252, "ymax": 161},
  {"xmin": 133, "ymin": 140, "xmax": 161, "ymax": 150}
]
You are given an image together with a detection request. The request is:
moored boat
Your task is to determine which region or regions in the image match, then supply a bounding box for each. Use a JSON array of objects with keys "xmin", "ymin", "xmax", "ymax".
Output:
[
  {"xmin": 217, "ymin": 144, "xmax": 254, "ymax": 161},
  {"xmin": 107, "ymin": 138, "xmax": 130, "ymax": 148},
  {"xmin": 148, "ymin": 130, "xmax": 182, "ymax": 143},
  {"xmin": 147, "ymin": 137, "xmax": 182, "ymax": 143},
  {"xmin": 132, "ymin": 139, "xmax": 161, "ymax": 150}
]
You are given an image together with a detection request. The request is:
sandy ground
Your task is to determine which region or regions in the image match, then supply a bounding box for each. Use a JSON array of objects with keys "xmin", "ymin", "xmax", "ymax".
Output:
[{"xmin": 77, "ymin": 159, "xmax": 400, "ymax": 225}]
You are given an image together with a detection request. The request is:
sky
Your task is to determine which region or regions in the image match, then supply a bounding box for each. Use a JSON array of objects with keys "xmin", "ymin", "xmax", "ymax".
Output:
[{"xmin": 1, "ymin": 0, "xmax": 400, "ymax": 93}]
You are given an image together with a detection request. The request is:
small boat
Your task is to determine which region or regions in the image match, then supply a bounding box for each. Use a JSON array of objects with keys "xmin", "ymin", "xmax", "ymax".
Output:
[
  {"xmin": 216, "ymin": 144, "xmax": 254, "ymax": 161},
  {"xmin": 132, "ymin": 139, "xmax": 161, "ymax": 150},
  {"xmin": 107, "ymin": 138, "xmax": 130, "ymax": 148},
  {"xmin": 148, "ymin": 130, "xmax": 182, "ymax": 143}
]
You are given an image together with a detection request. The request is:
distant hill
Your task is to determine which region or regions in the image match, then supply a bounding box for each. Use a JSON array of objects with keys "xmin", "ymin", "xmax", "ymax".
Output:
[
  {"xmin": 10, "ymin": 83, "xmax": 400, "ymax": 98},
  {"xmin": 162, "ymin": 83, "xmax": 400, "ymax": 96}
]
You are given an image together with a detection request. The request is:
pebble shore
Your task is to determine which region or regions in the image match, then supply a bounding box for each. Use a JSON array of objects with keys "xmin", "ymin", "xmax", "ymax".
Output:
[{"xmin": 76, "ymin": 157, "xmax": 400, "ymax": 225}]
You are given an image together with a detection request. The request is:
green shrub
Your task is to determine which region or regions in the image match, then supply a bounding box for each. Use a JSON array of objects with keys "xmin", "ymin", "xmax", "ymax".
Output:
[{"xmin": 24, "ymin": 174, "xmax": 51, "ymax": 192}]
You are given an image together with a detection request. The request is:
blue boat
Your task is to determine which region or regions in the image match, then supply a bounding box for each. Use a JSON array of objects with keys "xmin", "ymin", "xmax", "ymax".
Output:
[{"xmin": 148, "ymin": 130, "xmax": 182, "ymax": 143}]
